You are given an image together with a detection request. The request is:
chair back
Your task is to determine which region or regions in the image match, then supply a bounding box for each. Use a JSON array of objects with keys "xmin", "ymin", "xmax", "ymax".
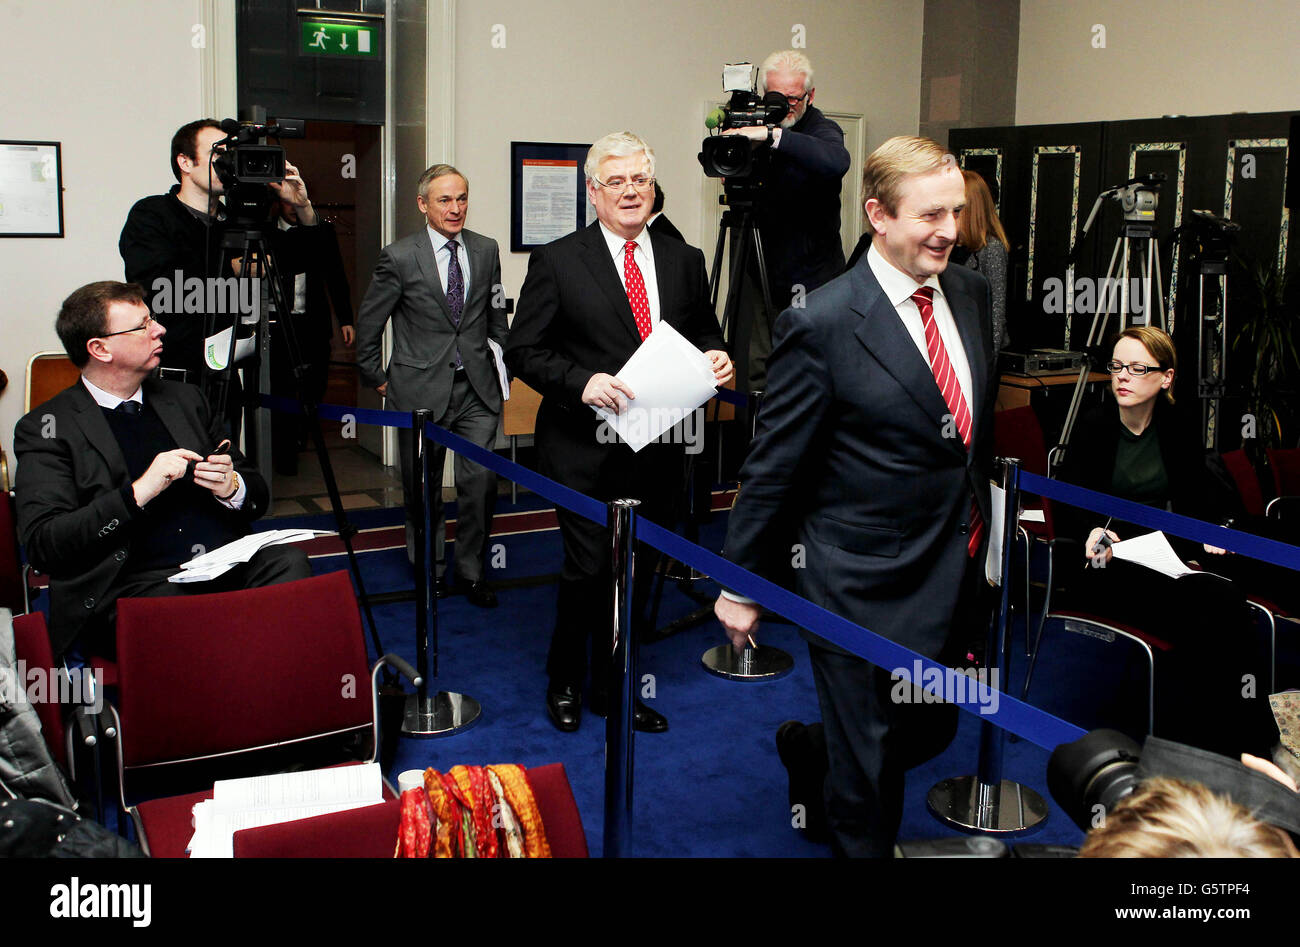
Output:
[
  {"xmin": 114, "ymin": 571, "xmax": 371, "ymax": 770},
  {"xmin": 0, "ymin": 490, "xmax": 25, "ymax": 612},
  {"xmin": 1222, "ymin": 449, "xmax": 1266, "ymax": 516},
  {"xmin": 993, "ymin": 405, "xmax": 1055, "ymax": 535},
  {"xmin": 1266, "ymin": 447, "xmax": 1300, "ymax": 498},
  {"xmin": 25, "ymin": 352, "xmax": 79, "ymax": 413},
  {"xmin": 503, "ymin": 378, "xmax": 542, "ymax": 437},
  {"xmin": 10, "ymin": 612, "xmax": 68, "ymax": 768}
]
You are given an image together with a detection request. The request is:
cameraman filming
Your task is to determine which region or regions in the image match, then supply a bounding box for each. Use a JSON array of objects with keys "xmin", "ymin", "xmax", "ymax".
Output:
[
  {"xmin": 722, "ymin": 50, "xmax": 850, "ymax": 390},
  {"xmin": 119, "ymin": 119, "xmax": 319, "ymax": 436}
]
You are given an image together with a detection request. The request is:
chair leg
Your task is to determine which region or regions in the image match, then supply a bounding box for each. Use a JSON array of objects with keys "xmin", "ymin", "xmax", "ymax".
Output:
[{"xmin": 1021, "ymin": 541, "xmax": 1055, "ymax": 702}]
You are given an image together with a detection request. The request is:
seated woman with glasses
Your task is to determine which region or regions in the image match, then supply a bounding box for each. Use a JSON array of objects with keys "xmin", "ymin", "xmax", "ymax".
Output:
[{"xmin": 1055, "ymin": 326, "xmax": 1274, "ymax": 758}]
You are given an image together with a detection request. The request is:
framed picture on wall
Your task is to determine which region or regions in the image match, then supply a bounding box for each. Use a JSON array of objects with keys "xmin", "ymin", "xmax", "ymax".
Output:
[
  {"xmin": 510, "ymin": 141, "xmax": 591, "ymax": 252},
  {"xmin": 0, "ymin": 140, "xmax": 64, "ymax": 237}
]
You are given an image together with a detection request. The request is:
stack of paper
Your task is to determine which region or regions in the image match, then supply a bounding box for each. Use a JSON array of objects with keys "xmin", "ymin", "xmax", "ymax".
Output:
[
  {"xmin": 168, "ymin": 528, "xmax": 333, "ymax": 583},
  {"xmin": 188, "ymin": 763, "xmax": 385, "ymax": 858},
  {"xmin": 592, "ymin": 321, "xmax": 718, "ymax": 452}
]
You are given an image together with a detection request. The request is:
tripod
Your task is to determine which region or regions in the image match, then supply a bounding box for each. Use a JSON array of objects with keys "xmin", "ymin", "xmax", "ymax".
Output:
[
  {"xmin": 205, "ymin": 223, "xmax": 388, "ymax": 668},
  {"xmin": 1057, "ymin": 221, "xmax": 1168, "ymax": 464}
]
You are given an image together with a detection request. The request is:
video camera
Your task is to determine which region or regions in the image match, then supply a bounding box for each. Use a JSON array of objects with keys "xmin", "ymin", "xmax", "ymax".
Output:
[
  {"xmin": 211, "ymin": 114, "xmax": 305, "ymax": 226},
  {"xmin": 1107, "ymin": 171, "xmax": 1165, "ymax": 223},
  {"xmin": 698, "ymin": 62, "xmax": 789, "ymax": 180}
]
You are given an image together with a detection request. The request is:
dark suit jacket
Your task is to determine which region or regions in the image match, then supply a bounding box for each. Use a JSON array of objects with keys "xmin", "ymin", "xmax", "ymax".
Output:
[
  {"xmin": 648, "ymin": 213, "xmax": 685, "ymax": 244},
  {"xmin": 755, "ymin": 105, "xmax": 851, "ymax": 299},
  {"xmin": 356, "ymin": 228, "xmax": 507, "ymax": 420},
  {"xmin": 119, "ymin": 187, "xmax": 233, "ymax": 379},
  {"xmin": 723, "ymin": 253, "xmax": 995, "ymax": 659},
  {"xmin": 13, "ymin": 379, "xmax": 269, "ymax": 655},
  {"xmin": 504, "ymin": 223, "xmax": 725, "ymax": 485}
]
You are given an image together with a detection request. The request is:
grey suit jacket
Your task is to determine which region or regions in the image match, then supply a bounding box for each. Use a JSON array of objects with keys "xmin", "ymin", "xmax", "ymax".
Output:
[{"xmin": 355, "ymin": 227, "xmax": 508, "ymax": 419}]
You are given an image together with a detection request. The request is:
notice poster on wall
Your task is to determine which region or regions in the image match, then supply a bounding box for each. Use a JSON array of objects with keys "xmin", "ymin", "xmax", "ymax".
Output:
[
  {"xmin": 510, "ymin": 141, "xmax": 590, "ymax": 251},
  {"xmin": 0, "ymin": 140, "xmax": 64, "ymax": 237},
  {"xmin": 520, "ymin": 159, "xmax": 578, "ymax": 246}
]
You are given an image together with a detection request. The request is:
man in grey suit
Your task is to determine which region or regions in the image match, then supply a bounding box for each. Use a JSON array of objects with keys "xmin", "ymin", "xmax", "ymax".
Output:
[{"xmin": 356, "ymin": 164, "xmax": 507, "ymax": 606}]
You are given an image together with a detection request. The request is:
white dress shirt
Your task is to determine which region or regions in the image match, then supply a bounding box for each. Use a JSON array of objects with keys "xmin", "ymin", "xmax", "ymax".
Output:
[
  {"xmin": 867, "ymin": 243, "xmax": 973, "ymax": 413},
  {"xmin": 598, "ymin": 222, "xmax": 660, "ymax": 328},
  {"xmin": 428, "ymin": 226, "xmax": 470, "ymax": 298},
  {"xmin": 82, "ymin": 376, "xmax": 246, "ymax": 509}
]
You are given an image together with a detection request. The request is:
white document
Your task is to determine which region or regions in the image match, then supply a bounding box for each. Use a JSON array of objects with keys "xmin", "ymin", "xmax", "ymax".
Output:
[
  {"xmin": 203, "ymin": 326, "xmax": 257, "ymax": 370},
  {"xmin": 488, "ymin": 338, "xmax": 510, "ymax": 402},
  {"xmin": 520, "ymin": 159, "xmax": 578, "ymax": 245},
  {"xmin": 985, "ymin": 483, "xmax": 1006, "ymax": 586},
  {"xmin": 1109, "ymin": 531, "xmax": 1203, "ymax": 579},
  {"xmin": 188, "ymin": 763, "xmax": 384, "ymax": 858},
  {"xmin": 1018, "ymin": 509, "xmax": 1045, "ymax": 523},
  {"xmin": 167, "ymin": 528, "xmax": 333, "ymax": 583},
  {"xmin": 592, "ymin": 321, "xmax": 717, "ymax": 453}
]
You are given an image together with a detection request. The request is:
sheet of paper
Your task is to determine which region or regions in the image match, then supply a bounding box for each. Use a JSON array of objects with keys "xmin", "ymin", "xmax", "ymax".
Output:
[
  {"xmin": 488, "ymin": 339, "xmax": 510, "ymax": 402},
  {"xmin": 593, "ymin": 321, "xmax": 717, "ymax": 452},
  {"xmin": 1018, "ymin": 509, "xmax": 1045, "ymax": 523},
  {"xmin": 187, "ymin": 763, "xmax": 384, "ymax": 858},
  {"xmin": 1109, "ymin": 531, "xmax": 1198, "ymax": 578},
  {"xmin": 168, "ymin": 529, "xmax": 333, "ymax": 583},
  {"xmin": 520, "ymin": 159, "xmax": 578, "ymax": 245},
  {"xmin": 985, "ymin": 483, "xmax": 1006, "ymax": 586}
]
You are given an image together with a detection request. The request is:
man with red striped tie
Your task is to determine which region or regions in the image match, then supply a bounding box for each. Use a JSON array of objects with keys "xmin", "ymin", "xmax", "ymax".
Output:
[{"xmin": 715, "ymin": 136, "xmax": 996, "ymax": 857}]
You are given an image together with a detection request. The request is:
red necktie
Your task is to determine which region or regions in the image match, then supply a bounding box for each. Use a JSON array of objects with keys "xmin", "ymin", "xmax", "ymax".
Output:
[
  {"xmin": 623, "ymin": 241, "xmax": 652, "ymax": 341},
  {"xmin": 911, "ymin": 287, "xmax": 984, "ymax": 557}
]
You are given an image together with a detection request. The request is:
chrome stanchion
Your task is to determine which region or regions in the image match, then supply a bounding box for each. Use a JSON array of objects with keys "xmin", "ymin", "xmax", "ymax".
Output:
[
  {"xmin": 604, "ymin": 499, "xmax": 638, "ymax": 857},
  {"xmin": 702, "ymin": 389, "xmax": 794, "ymax": 681},
  {"xmin": 926, "ymin": 457, "xmax": 1048, "ymax": 833},
  {"xmin": 403, "ymin": 409, "xmax": 481, "ymax": 736}
]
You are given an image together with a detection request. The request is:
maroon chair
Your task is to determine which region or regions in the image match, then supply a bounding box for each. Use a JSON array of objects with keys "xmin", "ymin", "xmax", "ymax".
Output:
[
  {"xmin": 107, "ymin": 571, "xmax": 418, "ymax": 857},
  {"xmin": 232, "ymin": 762, "xmax": 589, "ymax": 858},
  {"xmin": 993, "ymin": 406, "xmax": 1058, "ymax": 656},
  {"xmin": 1222, "ymin": 449, "xmax": 1266, "ymax": 517},
  {"xmin": 1265, "ymin": 447, "xmax": 1300, "ymax": 518}
]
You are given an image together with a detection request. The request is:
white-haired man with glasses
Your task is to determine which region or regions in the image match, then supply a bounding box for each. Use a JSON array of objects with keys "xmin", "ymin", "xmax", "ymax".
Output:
[
  {"xmin": 13, "ymin": 281, "xmax": 309, "ymax": 659},
  {"xmin": 507, "ymin": 131, "xmax": 733, "ymax": 734},
  {"xmin": 721, "ymin": 49, "xmax": 851, "ymax": 391}
]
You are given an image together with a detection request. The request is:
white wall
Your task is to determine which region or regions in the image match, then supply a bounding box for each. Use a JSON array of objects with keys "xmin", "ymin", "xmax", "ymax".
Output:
[
  {"xmin": 1017, "ymin": 0, "xmax": 1300, "ymax": 125},
  {"xmin": 453, "ymin": 0, "xmax": 925, "ymax": 303},
  {"xmin": 0, "ymin": 0, "xmax": 206, "ymax": 462}
]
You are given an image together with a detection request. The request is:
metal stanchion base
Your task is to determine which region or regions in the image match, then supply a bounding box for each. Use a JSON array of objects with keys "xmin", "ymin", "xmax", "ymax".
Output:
[
  {"xmin": 401, "ymin": 691, "xmax": 482, "ymax": 737},
  {"xmin": 926, "ymin": 776, "xmax": 1049, "ymax": 834},
  {"xmin": 700, "ymin": 644, "xmax": 794, "ymax": 681}
]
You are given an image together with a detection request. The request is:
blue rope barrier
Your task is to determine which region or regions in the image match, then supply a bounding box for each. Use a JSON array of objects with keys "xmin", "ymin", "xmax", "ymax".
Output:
[{"xmin": 1021, "ymin": 471, "xmax": 1300, "ymax": 570}]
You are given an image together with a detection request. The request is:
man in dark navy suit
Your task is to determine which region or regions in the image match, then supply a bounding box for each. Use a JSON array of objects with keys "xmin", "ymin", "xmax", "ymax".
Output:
[
  {"xmin": 715, "ymin": 136, "xmax": 996, "ymax": 856},
  {"xmin": 507, "ymin": 131, "xmax": 733, "ymax": 734}
]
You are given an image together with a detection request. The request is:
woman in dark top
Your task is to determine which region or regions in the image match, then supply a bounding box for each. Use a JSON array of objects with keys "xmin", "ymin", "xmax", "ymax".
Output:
[
  {"xmin": 1056, "ymin": 327, "xmax": 1273, "ymax": 758},
  {"xmin": 958, "ymin": 170, "xmax": 1010, "ymax": 353}
]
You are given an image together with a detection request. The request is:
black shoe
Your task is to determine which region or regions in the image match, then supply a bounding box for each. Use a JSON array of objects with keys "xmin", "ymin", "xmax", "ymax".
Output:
[
  {"xmin": 589, "ymin": 695, "xmax": 669, "ymax": 733},
  {"xmin": 434, "ymin": 577, "xmax": 450, "ymax": 599},
  {"xmin": 460, "ymin": 580, "xmax": 498, "ymax": 608},
  {"xmin": 775, "ymin": 720, "xmax": 830, "ymax": 843},
  {"xmin": 546, "ymin": 684, "xmax": 581, "ymax": 732}
]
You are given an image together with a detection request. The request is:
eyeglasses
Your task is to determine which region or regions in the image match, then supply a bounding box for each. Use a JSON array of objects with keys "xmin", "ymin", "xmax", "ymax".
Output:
[
  {"xmin": 99, "ymin": 313, "xmax": 155, "ymax": 338},
  {"xmin": 594, "ymin": 175, "xmax": 655, "ymax": 193},
  {"xmin": 1105, "ymin": 359, "xmax": 1163, "ymax": 376},
  {"xmin": 781, "ymin": 91, "xmax": 810, "ymax": 108}
]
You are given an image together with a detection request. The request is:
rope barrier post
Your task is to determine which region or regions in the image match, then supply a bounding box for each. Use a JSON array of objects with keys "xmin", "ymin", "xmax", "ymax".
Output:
[
  {"xmin": 926, "ymin": 457, "xmax": 1048, "ymax": 834},
  {"xmin": 403, "ymin": 409, "xmax": 481, "ymax": 737},
  {"xmin": 604, "ymin": 499, "xmax": 639, "ymax": 857}
]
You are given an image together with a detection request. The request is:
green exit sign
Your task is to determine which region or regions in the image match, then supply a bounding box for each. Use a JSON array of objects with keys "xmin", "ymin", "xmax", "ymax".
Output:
[{"xmin": 300, "ymin": 20, "xmax": 379, "ymax": 58}]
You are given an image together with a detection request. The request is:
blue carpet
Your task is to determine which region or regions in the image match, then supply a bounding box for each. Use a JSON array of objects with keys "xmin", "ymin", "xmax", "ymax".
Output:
[{"xmin": 305, "ymin": 505, "xmax": 1101, "ymax": 857}]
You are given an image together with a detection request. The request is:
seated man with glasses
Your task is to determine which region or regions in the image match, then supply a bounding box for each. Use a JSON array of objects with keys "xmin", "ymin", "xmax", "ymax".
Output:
[
  {"xmin": 721, "ymin": 49, "xmax": 851, "ymax": 390},
  {"xmin": 1055, "ymin": 326, "xmax": 1273, "ymax": 758},
  {"xmin": 13, "ymin": 281, "xmax": 310, "ymax": 659}
]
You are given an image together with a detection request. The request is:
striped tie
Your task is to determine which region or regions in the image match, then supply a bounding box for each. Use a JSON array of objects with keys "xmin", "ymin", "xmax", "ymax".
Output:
[{"xmin": 911, "ymin": 287, "xmax": 984, "ymax": 557}]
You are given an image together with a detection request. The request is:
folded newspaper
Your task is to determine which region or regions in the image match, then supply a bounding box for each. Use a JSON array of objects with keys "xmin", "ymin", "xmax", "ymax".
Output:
[{"xmin": 168, "ymin": 529, "xmax": 334, "ymax": 583}]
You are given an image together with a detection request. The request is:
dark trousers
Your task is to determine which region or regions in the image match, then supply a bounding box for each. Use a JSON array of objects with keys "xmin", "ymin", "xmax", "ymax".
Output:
[
  {"xmin": 396, "ymin": 372, "xmax": 498, "ymax": 584},
  {"xmin": 85, "ymin": 544, "xmax": 313, "ymax": 658},
  {"xmin": 808, "ymin": 555, "xmax": 988, "ymax": 857},
  {"xmin": 544, "ymin": 441, "xmax": 684, "ymax": 693}
]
